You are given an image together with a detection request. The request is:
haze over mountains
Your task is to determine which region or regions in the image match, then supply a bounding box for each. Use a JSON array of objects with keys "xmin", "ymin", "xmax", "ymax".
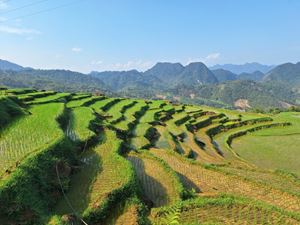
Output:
[
  {"xmin": 0, "ymin": 59, "xmax": 299, "ymax": 110},
  {"xmin": 0, "ymin": 59, "xmax": 25, "ymax": 71},
  {"xmin": 210, "ymin": 62, "xmax": 275, "ymax": 74}
]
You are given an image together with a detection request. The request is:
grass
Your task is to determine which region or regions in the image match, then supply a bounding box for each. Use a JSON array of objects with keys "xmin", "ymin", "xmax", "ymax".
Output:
[
  {"xmin": 27, "ymin": 92, "xmax": 71, "ymax": 104},
  {"xmin": 128, "ymin": 151, "xmax": 182, "ymax": 207},
  {"xmin": 150, "ymin": 148, "xmax": 300, "ymax": 213},
  {"xmin": 89, "ymin": 97, "xmax": 118, "ymax": 114},
  {"xmin": 131, "ymin": 123, "xmax": 151, "ymax": 149},
  {"xmin": 0, "ymin": 96, "xmax": 25, "ymax": 129},
  {"xmin": 6, "ymin": 88, "xmax": 36, "ymax": 95},
  {"xmin": 67, "ymin": 107, "xmax": 96, "ymax": 142},
  {"xmin": 0, "ymin": 103, "xmax": 64, "ymax": 176},
  {"xmin": 151, "ymin": 195, "xmax": 300, "ymax": 225},
  {"xmin": 213, "ymin": 121, "xmax": 275, "ymax": 160},
  {"xmin": 148, "ymin": 100, "xmax": 165, "ymax": 109},
  {"xmin": 2, "ymin": 88, "xmax": 300, "ymax": 224},
  {"xmin": 139, "ymin": 108, "xmax": 162, "ymax": 123},
  {"xmin": 114, "ymin": 100, "xmax": 147, "ymax": 131},
  {"xmin": 162, "ymin": 104, "xmax": 174, "ymax": 112},
  {"xmin": 155, "ymin": 125, "xmax": 176, "ymax": 150},
  {"xmin": 53, "ymin": 129, "xmax": 134, "ymax": 219},
  {"xmin": 200, "ymin": 105, "xmax": 265, "ymax": 120},
  {"xmin": 165, "ymin": 120, "xmax": 186, "ymax": 137},
  {"xmin": 70, "ymin": 93, "xmax": 92, "ymax": 100},
  {"xmin": 218, "ymin": 166, "xmax": 300, "ymax": 197},
  {"xmin": 17, "ymin": 90, "xmax": 56, "ymax": 100},
  {"xmin": 231, "ymin": 112, "xmax": 300, "ymax": 176},
  {"xmin": 66, "ymin": 96, "xmax": 104, "ymax": 108},
  {"xmin": 105, "ymin": 99, "xmax": 135, "ymax": 123},
  {"xmin": 114, "ymin": 204, "xmax": 139, "ymax": 225},
  {"xmin": 184, "ymin": 105, "xmax": 202, "ymax": 113}
]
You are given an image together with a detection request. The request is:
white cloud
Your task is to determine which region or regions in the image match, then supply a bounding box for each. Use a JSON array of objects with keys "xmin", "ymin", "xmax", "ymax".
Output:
[
  {"xmin": 110, "ymin": 60, "xmax": 153, "ymax": 71},
  {"xmin": 91, "ymin": 60, "xmax": 103, "ymax": 65},
  {"xmin": 0, "ymin": 25, "xmax": 41, "ymax": 35},
  {"xmin": 186, "ymin": 57, "xmax": 202, "ymax": 65},
  {"xmin": 205, "ymin": 52, "xmax": 220, "ymax": 60},
  {"xmin": 71, "ymin": 47, "xmax": 82, "ymax": 53},
  {"xmin": 90, "ymin": 60, "xmax": 154, "ymax": 72},
  {"xmin": 186, "ymin": 52, "xmax": 221, "ymax": 65}
]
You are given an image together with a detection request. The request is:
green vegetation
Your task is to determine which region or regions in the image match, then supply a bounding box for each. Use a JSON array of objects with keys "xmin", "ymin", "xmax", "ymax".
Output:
[
  {"xmin": 66, "ymin": 95, "xmax": 104, "ymax": 108},
  {"xmin": 0, "ymin": 96, "xmax": 25, "ymax": 129},
  {"xmin": 0, "ymin": 103, "xmax": 64, "ymax": 176},
  {"xmin": 232, "ymin": 112, "xmax": 300, "ymax": 175},
  {"xmin": 68, "ymin": 107, "xmax": 96, "ymax": 142},
  {"xmin": 151, "ymin": 195, "xmax": 300, "ymax": 225},
  {"xmin": 27, "ymin": 92, "xmax": 71, "ymax": 104},
  {"xmin": 128, "ymin": 151, "xmax": 183, "ymax": 207},
  {"xmin": 1, "ymin": 88, "xmax": 300, "ymax": 225}
]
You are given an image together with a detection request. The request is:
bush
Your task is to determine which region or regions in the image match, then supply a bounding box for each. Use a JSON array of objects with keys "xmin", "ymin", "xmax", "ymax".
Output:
[{"xmin": 0, "ymin": 139, "xmax": 78, "ymax": 224}]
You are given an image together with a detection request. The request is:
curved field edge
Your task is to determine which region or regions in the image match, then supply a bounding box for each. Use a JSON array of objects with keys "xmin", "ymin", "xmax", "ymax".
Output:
[
  {"xmin": 0, "ymin": 88, "xmax": 299, "ymax": 224},
  {"xmin": 150, "ymin": 195, "xmax": 300, "ymax": 225},
  {"xmin": 127, "ymin": 150, "xmax": 186, "ymax": 207},
  {"xmin": 149, "ymin": 148, "xmax": 300, "ymax": 213},
  {"xmin": 0, "ymin": 103, "xmax": 66, "ymax": 175},
  {"xmin": 81, "ymin": 129, "xmax": 138, "ymax": 224},
  {"xmin": 0, "ymin": 96, "xmax": 26, "ymax": 130},
  {"xmin": 0, "ymin": 138, "xmax": 78, "ymax": 225},
  {"xmin": 50, "ymin": 129, "xmax": 140, "ymax": 224},
  {"xmin": 0, "ymin": 104, "xmax": 79, "ymax": 224},
  {"xmin": 67, "ymin": 106, "xmax": 97, "ymax": 143}
]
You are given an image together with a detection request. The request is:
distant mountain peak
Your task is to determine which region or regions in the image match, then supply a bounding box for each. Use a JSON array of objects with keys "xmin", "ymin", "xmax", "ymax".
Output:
[
  {"xmin": 155, "ymin": 62, "xmax": 184, "ymax": 66},
  {"xmin": 178, "ymin": 61, "xmax": 218, "ymax": 85},
  {"xmin": 210, "ymin": 62, "xmax": 275, "ymax": 74},
  {"xmin": 212, "ymin": 69, "xmax": 237, "ymax": 82},
  {"xmin": 263, "ymin": 62, "xmax": 300, "ymax": 87},
  {"xmin": 185, "ymin": 61, "xmax": 206, "ymax": 67},
  {"xmin": 143, "ymin": 62, "xmax": 185, "ymax": 83},
  {"xmin": 0, "ymin": 59, "xmax": 24, "ymax": 71}
]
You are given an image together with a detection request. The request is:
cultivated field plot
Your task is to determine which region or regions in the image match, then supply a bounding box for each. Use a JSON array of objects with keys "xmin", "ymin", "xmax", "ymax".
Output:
[{"xmin": 0, "ymin": 88, "xmax": 300, "ymax": 225}]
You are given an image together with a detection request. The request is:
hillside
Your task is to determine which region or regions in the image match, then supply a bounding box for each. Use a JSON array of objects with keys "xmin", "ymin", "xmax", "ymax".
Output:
[
  {"xmin": 0, "ymin": 88, "xmax": 300, "ymax": 224},
  {"xmin": 168, "ymin": 80, "xmax": 299, "ymax": 110},
  {"xmin": 238, "ymin": 71, "xmax": 265, "ymax": 81},
  {"xmin": 210, "ymin": 62, "xmax": 275, "ymax": 74},
  {"xmin": 0, "ymin": 59, "xmax": 24, "ymax": 71},
  {"xmin": 176, "ymin": 62, "xmax": 218, "ymax": 85},
  {"xmin": 212, "ymin": 68, "xmax": 237, "ymax": 82},
  {"xmin": 143, "ymin": 62, "xmax": 185, "ymax": 84},
  {"xmin": 264, "ymin": 62, "xmax": 300, "ymax": 89},
  {"xmin": 0, "ymin": 69, "xmax": 109, "ymax": 93},
  {"xmin": 0, "ymin": 59, "xmax": 299, "ymax": 110}
]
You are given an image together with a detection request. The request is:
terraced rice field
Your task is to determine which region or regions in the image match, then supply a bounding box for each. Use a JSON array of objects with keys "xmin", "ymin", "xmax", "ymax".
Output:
[
  {"xmin": 0, "ymin": 103, "xmax": 65, "ymax": 176},
  {"xmin": 53, "ymin": 129, "xmax": 134, "ymax": 220},
  {"xmin": 0, "ymin": 88, "xmax": 299, "ymax": 225},
  {"xmin": 231, "ymin": 112, "xmax": 300, "ymax": 175},
  {"xmin": 67, "ymin": 106, "xmax": 96, "ymax": 142},
  {"xmin": 128, "ymin": 151, "xmax": 183, "ymax": 207}
]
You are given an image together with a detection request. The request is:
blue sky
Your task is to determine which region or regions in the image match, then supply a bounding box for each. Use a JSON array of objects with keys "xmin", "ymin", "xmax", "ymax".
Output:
[{"xmin": 0, "ymin": 0, "xmax": 300, "ymax": 73}]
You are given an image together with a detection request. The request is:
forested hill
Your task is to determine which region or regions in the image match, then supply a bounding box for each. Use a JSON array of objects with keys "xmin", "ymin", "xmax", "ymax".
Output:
[{"xmin": 0, "ymin": 60, "xmax": 299, "ymax": 110}]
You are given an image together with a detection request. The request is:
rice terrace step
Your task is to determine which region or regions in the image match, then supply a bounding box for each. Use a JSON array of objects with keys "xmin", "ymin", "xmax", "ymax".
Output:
[{"xmin": 0, "ymin": 88, "xmax": 299, "ymax": 225}]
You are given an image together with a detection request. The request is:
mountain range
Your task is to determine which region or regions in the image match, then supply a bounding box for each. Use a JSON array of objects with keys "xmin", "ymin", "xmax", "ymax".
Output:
[
  {"xmin": 210, "ymin": 62, "xmax": 275, "ymax": 74},
  {"xmin": 0, "ymin": 59, "xmax": 299, "ymax": 110},
  {"xmin": 0, "ymin": 59, "xmax": 25, "ymax": 71}
]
